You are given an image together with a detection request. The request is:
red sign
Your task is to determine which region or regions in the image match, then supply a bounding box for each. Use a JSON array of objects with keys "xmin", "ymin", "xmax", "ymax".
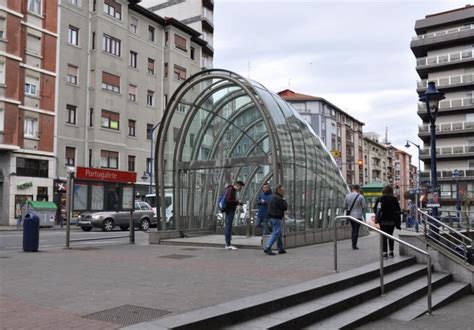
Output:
[{"xmin": 76, "ymin": 167, "xmax": 137, "ymax": 183}]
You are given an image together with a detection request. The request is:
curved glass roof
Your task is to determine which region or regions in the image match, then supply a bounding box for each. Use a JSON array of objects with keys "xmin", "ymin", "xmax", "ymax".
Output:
[{"xmin": 156, "ymin": 69, "xmax": 348, "ymax": 236}]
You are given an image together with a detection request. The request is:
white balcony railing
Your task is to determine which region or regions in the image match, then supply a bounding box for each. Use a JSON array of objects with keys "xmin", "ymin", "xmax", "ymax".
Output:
[
  {"xmin": 412, "ymin": 24, "xmax": 474, "ymax": 41},
  {"xmin": 420, "ymin": 145, "xmax": 474, "ymax": 156},
  {"xmin": 419, "ymin": 121, "xmax": 474, "ymax": 133},
  {"xmin": 418, "ymin": 97, "xmax": 474, "ymax": 111},
  {"xmin": 417, "ymin": 73, "xmax": 474, "ymax": 89},
  {"xmin": 202, "ymin": 8, "xmax": 213, "ymax": 23},
  {"xmin": 416, "ymin": 50, "xmax": 474, "ymax": 68}
]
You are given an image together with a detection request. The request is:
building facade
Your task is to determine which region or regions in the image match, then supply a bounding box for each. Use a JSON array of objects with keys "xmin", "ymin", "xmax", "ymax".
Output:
[
  {"xmin": 411, "ymin": 5, "xmax": 474, "ymax": 209},
  {"xmin": 362, "ymin": 132, "xmax": 394, "ymax": 187},
  {"xmin": 394, "ymin": 149, "xmax": 412, "ymax": 209},
  {"xmin": 56, "ymin": 0, "xmax": 206, "ymax": 202},
  {"xmin": 143, "ymin": 0, "xmax": 214, "ymax": 69},
  {"xmin": 278, "ymin": 89, "xmax": 364, "ymax": 186},
  {"xmin": 0, "ymin": 0, "xmax": 58, "ymax": 225}
]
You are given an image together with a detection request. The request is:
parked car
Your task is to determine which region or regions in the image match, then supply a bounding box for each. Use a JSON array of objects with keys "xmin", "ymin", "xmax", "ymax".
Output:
[{"xmin": 78, "ymin": 201, "xmax": 155, "ymax": 232}]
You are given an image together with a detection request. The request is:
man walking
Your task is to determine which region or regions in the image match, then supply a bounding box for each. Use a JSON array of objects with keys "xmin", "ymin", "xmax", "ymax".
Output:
[
  {"xmin": 344, "ymin": 184, "xmax": 367, "ymax": 250},
  {"xmin": 223, "ymin": 180, "xmax": 245, "ymax": 250},
  {"xmin": 255, "ymin": 183, "xmax": 272, "ymax": 236},
  {"xmin": 263, "ymin": 184, "xmax": 287, "ymax": 255}
]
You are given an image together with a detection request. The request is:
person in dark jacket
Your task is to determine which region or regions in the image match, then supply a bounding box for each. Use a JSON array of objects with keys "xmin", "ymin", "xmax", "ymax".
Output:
[
  {"xmin": 255, "ymin": 183, "xmax": 272, "ymax": 236},
  {"xmin": 223, "ymin": 180, "xmax": 245, "ymax": 250},
  {"xmin": 373, "ymin": 185, "xmax": 401, "ymax": 258},
  {"xmin": 263, "ymin": 184, "xmax": 288, "ymax": 255}
]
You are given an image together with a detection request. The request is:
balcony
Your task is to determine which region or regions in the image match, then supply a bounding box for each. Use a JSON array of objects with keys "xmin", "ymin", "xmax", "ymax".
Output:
[
  {"xmin": 411, "ymin": 24, "xmax": 474, "ymax": 57},
  {"xmin": 419, "ymin": 145, "xmax": 474, "ymax": 161},
  {"xmin": 417, "ymin": 96, "xmax": 474, "ymax": 119},
  {"xmin": 418, "ymin": 121, "xmax": 474, "ymax": 141},
  {"xmin": 417, "ymin": 73, "xmax": 474, "ymax": 92},
  {"xmin": 415, "ymin": 50, "xmax": 474, "ymax": 79},
  {"xmin": 420, "ymin": 169, "xmax": 474, "ymax": 181}
]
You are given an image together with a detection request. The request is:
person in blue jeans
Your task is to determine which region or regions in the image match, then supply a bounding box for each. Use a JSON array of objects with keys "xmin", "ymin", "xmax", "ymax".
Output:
[
  {"xmin": 223, "ymin": 180, "xmax": 245, "ymax": 250},
  {"xmin": 255, "ymin": 183, "xmax": 272, "ymax": 235},
  {"xmin": 263, "ymin": 184, "xmax": 288, "ymax": 255}
]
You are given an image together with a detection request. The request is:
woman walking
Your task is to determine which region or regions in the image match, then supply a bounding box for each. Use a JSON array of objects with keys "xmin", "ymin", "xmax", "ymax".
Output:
[{"xmin": 373, "ymin": 185, "xmax": 401, "ymax": 258}]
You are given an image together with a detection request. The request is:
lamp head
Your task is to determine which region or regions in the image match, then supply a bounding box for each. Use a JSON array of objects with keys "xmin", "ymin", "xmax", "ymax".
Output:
[
  {"xmin": 141, "ymin": 171, "xmax": 149, "ymax": 181},
  {"xmin": 405, "ymin": 141, "xmax": 411, "ymax": 148}
]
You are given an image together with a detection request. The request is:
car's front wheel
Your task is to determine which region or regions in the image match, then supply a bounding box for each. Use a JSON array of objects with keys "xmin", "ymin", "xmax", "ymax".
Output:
[
  {"xmin": 81, "ymin": 226, "xmax": 92, "ymax": 232},
  {"xmin": 140, "ymin": 218, "xmax": 151, "ymax": 231},
  {"xmin": 102, "ymin": 218, "xmax": 114, "ymax": 232}
]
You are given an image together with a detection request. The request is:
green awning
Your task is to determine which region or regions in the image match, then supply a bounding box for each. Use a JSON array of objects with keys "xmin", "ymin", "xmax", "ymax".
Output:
[{"xmin": 26, "ymin": 200, "xmax": 57, "ymax": 210}]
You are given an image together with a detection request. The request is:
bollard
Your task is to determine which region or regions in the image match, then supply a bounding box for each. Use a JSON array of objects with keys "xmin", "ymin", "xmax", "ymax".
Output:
[{"xmin": 23, "ymin": 213, "xmax": 40, "ymax": 252}]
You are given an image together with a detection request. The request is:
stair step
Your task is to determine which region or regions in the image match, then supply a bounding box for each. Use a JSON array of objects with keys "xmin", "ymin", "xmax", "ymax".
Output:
[
  {"xmin": 305, "ymin": 272, "xmax": 452, "ymax": 329},
  {"xmin": 226, "ymin": 264, "xmax": 437, "ymax": 329},
  {"xmin": 387, "ymin": 281, "xmax": 471, "ymax": 321}
]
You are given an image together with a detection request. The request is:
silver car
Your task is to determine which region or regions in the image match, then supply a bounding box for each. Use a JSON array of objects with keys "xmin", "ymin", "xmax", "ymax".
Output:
[{"xmin": 78, "ymin": 201, "xmax": 155, "ymax": 232}]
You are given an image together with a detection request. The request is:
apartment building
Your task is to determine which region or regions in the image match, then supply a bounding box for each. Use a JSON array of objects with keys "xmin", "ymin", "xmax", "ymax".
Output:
[
  {"xmin": 411, "ymin": 5, "xmax": 474, "ymax": 209},
  {"xmin": 278, "ymin": 89, "xmax": 364, "ymax": 186},
  {"xmin": 143, "ymin": 0, "xmax": 214, "ymax": 69},
  {"xmin": 0, "ymin": 0, "xmax": 58, "ymax": 225},
  {"xmin": 56, "ymin": 0, "xmax": 205, "ymax": 200},
  {"xmin": 394, "ymin": 149, "xmax": 412, "ymax": 209},
  {"xmin": 362, "ymin": 132, "xmax": 394, "ymax": 187}
]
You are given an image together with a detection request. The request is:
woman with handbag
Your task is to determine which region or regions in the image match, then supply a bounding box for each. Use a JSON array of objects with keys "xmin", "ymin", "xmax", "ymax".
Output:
[{"xmin": 373, "ymin": 185, "xmax": 401, "ymax": 258}]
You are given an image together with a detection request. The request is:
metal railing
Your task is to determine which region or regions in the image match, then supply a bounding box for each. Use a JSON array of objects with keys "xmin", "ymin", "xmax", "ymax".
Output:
[
  {"xmin": 417, "ymin": 209, "xmax": 472, "ymax": 264},
  {"xmin": 333, "ymin": 215, "xmax": 432, "ymax": 314},
  {"xmin": 438, "ymin": 208, "xmax": 473, "ymax": 232},
  {"xmin": 412, "ymin": 24, "xmax": 474, "ymax": 41},
  {"xmin": 416, "ymin": 50, "xmax": 473, "ymax": 68}
]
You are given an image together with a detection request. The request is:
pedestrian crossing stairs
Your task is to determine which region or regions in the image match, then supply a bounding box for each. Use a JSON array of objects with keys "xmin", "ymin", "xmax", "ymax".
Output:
[{"xmin": 144, "ymin": 256, "xmax": 470, "ymax": 329}]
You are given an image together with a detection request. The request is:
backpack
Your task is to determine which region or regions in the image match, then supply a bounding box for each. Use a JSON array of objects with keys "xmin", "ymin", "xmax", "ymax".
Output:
[{"xmin": 218, "ymin": 192, "xmax": 227, "ymax": 212}]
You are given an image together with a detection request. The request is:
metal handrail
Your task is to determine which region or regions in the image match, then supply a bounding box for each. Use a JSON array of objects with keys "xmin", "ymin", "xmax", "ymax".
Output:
[
  {"xmin": 417, "ymin": 209, "xmax": 472, "ymax": 263},
  {"xmin": 333, "ymin": 215, "xmax": 432, "ymax": 314}
]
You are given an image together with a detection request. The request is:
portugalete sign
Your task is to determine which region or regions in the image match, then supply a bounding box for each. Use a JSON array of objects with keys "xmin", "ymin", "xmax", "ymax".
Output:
[
  {"xmin": 76, "ymin": 167, "xmax": 137, "ymax": 183},
  {"xmin": 17, "ymin": 181, "xmax": 33, "ymax": 190}
]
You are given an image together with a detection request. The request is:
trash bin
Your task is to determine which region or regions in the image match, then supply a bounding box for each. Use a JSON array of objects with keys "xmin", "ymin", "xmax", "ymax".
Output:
[{"xmin": 23, "ymin": 213, "xmax": 39, "ymax": 252}]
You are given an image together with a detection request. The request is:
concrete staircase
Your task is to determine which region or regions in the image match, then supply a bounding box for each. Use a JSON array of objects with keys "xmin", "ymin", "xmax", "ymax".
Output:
[{"xmin": 133, "ymin": 256, "xmax": 470, "ymax": 329}]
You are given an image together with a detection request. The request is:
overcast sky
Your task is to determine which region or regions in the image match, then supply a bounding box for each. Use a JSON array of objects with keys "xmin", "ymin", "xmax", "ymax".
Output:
[{"xmin": 212, "ymin": 0, "xmax": 469, "ymax": 165}]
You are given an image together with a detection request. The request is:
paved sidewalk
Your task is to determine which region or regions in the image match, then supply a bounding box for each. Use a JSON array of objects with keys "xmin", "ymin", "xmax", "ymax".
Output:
[{"xmin": 1, "ymin": 231, "xmax": 472, "ymax": 329}]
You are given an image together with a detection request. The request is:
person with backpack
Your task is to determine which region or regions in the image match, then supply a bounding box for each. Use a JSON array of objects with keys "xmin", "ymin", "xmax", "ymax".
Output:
[
  {"xmin": 344, "ymin": 184, "xmax": 367, "ymax": 250},
  {"xmin": 263, "ymin": 184, "xmax": 288, "ymax": 255},
  {"xmin": 373, "ymin": 185, "xmax": 401, "ymax": 258},
  {"xmin": 255, "ymin": 183, "xmax": 273, "ymax": 236},
  {"xmin": 221, "ymin": 180, "xmax": 245, "ymax": 250}
]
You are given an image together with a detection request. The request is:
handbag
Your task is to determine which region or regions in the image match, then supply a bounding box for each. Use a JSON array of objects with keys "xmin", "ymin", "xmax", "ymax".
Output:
[
  {"xmin": 346, "ymin": 194, "xmax": 360, "ymax": 216},
  {"xmin": 375, "ymin": 198, "xmax": 383, "ymax": 222}
]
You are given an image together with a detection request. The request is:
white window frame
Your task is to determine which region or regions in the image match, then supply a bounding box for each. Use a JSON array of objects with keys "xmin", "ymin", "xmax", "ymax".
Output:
[
  {"xmin": 68, "ymin": 26, "xmax": 79, "ymax": 46},
  {"xmin": 0, "ymin": 62, "xmax": 4, "ymax": 84},
  {"xmin": 102, "ymin": 34, "xmax": 121, "ymax": 57},
  {"xmin": 104, "ymin": 2, "xmax": 121, "ymax": 20},
  {"xmin": 24, "ymin": 117, "xmax": 38, "ymax": 138},
  {"xmin": 147, "ymin": 90, "xmax": 154, "ymax": 107},
  {"xmin": 130, "ymin": 17, "xmax": 138, "ymax": 34},
  {"xmin": 0, "ymin": 109, "xmax": 4, "ymax": 132},
  {"xmin": 66, "ymin": 64, "xmax": 78, "ymax": 85},
  {"xmin": 28, "ymin": 0, "xmax": 42, "ymax": 15},
  {"xmin": 26, "ymin": 34, "xmax": 41, "ymax": 55},
  {"xmin": 70, "ymin": 0, "xmax": 81, "ymax": 7},
  {"xmin": 66, "ymin": 104, "xmax": 77, "ymax": 124},
  {"xmin": 0, "ymin": 17, "xmax": 6, "ymax": 40},
  {"xmin": 148, "ymin": 25, "xmax": 155, "ymax": 42},
  {"xmin": 129, "ymin": 51, "xmax": 137, "ymax": 68},
  {"xmin": 128, "ymin": 84, "xmax": 137, "ymax": 102},
  {"xmin": 65, "ymin": 147, "xmax": 76, "ymax": 166},
  {"xmin": 25, "ymin": 77, "xmax": 39, "ymax": 96}
]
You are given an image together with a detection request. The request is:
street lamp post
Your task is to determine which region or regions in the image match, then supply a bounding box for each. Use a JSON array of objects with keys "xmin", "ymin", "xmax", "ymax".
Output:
[
  {"xmin": 452, "ymin": 169, "xmax": 461, "ymax": 223},
  {"xmin": 419, "ymin": 81, "xmax": 445, "ymax": 220}
]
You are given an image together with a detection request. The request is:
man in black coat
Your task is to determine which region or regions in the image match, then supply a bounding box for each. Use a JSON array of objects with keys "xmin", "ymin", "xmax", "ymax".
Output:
[{"xmin": 263, "ymin": 184, "xmax": 288, "ymax": 255}]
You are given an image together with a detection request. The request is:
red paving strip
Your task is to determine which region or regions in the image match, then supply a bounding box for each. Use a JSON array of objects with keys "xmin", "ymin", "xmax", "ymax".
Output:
[{"xmin": 0, "ymin": 294, "xmax": 118, "ymax": 329}]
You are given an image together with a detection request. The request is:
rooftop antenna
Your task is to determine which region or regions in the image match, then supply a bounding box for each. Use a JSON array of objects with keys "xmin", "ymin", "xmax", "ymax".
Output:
[
  {"xmin": 288, "ymin": 78, "xmax": 292, "ymax": 88},
  {"xmin": 384, "ymin": 127, "xmax": 389, "ymax": 144},
  {"xmin": 248, "ymin": 61, "xmax": 251, "ymax": 79}
]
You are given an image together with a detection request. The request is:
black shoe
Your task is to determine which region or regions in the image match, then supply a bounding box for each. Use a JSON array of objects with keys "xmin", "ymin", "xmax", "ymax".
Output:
[
  {"xmin": 389, "ymin": 251, "xmax": 394, "ymax": 258},
  {"xmin": 278, "ymin": 249, "xmax": 287, "ymax": 254},
  {"xmin": 352, "ymin": 246, "xmax": 359, "ymax": 250},
  {"xmin": 263, "ymin": 248, "xmax": 276, "ymax": 255},
  {"xmin": 383, "ymin": 252, "xmax": 388, "ymax": 258}
]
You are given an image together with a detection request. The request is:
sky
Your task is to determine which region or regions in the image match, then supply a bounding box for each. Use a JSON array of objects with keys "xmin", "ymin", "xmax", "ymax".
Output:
[{"xmin": 212, "ymin": 0, "xmax": 470, "ymax": 166}]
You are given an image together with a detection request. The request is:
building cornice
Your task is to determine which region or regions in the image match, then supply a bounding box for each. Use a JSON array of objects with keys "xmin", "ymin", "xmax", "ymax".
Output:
[
  {"xmin": 0, "ymin": 97, "xmax": 21, "ymax": 105},
  {"xmin": 21, "ymin": 21, "xmax": 58, "ymax": 38},
  {"xmin": 19, "ymin": 105, "xmax": 55, "ymax": 116},
  {"xmin": 0, "ymin": 51, "xmax": 22, "ymax": 62},
  {"xmin": 20, "ymin": 63, "xmax": 56, "ymax": 77},
  {"xmin": 0, "ymin": 5, "xmax": 24, "ymax": 18}
]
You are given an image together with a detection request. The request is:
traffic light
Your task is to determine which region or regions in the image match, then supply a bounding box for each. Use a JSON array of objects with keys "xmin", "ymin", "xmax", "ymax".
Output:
[{"xmin": 357, "ymin": 159, "xmax": 363, "ymax": 167}]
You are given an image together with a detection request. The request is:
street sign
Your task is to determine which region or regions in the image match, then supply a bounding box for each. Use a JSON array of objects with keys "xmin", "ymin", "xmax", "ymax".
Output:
[{"xmin": 76, "ymin": 167, "xmax": 136, "ymax": 183}]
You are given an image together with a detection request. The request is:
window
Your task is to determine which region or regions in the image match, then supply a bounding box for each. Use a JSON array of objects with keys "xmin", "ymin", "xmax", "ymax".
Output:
[
  {"xmin": 147, "ymin": 124, "xmax": 153, "ymax": 140},
  {"xmin": 147, "ymin": 90, "xmax": 154, "ymax": 107},
  {"xmin": 67, "ymin": 64, "xmax": 78, "ymax": 85},
  {"xmin": 0, "ymin": 62, "xmax": 4, "ymax": 84},
  {"xmin": 177, "ymin": 103, "xmax": 186, "ymax": 113},
  {"xmin": 88, "ymin": 149, "xmax": 92, "ymax": 167},
  {"xmin": 65, "ymin": 147, "xmax": 76, "ymax": 166},
  {"xmin": 25, "ymin": 77, "xmax": 39, "ymax": 96},
  {"xmin": 129, "ymin": 51, "xmax": 137, "ymax": 68},
  {"xmin": 147, "ymin": 58, "xmax": 155, "ymax": 75},
  {"xmin": 37, "ymin": 186, "xmax": 48, "ymax": 201},
  {"xmin": 128, "ymin": 84, "xmax": 136, "ymax": 102},
  {"xmin": 174, "ymin": 34, "xmax": 187, "ymax": 51},
  {"xmin": 68, "ymin": 25, "xmax": 79, "ymax": 46},
  {"xmin": 91, "ymin": 32, "xmax": 95, "ymax": 49},
  {"xmin": 89, "ymin": 108, "xmax": 94, "ymax": 127},
  {"xmin": 103, "ymin": 34, "xmax": 121, "ymax": 56},
  {"xmin": 70, "ymin": 0, "xmax": 81, "ymax": 6},
  {"xmin": 28, "ymin": 0, "xmax": 41, "ymax": 15},
  {"xmin": 173, "ymin": 65, "xmax": 186, "ymax": 81},
  {"xmin": 24, "ymin": 118, "xmax": 38, "ymax": 138},
  {"xmin": 100, "ymin": 150, "xmax": 118, "ymax": 169},
  {"xmin": 101, "ymin": 71, "xmax": 120, "ymax": 93},
  {"xmin": 92, "ymin": 0, "xmax": 96, "ymax": 11},
  {"xmin": 0, "ymin": 17, "xmax": 5, "ymax": 39},
  {"xmin": 103, "ymin": 0, "xmax": 121, "ymax": 20},
  {"xmin": 66, "ymin": 104, "xmax": 77, "ymax": 124},
  {"xmin": 128, "ymin": 155, "xmax": 135, "ymax": 172},
  {"xmin": 101, "ymin": 110, "xmax": 120, "ymax": 130},
  {"xmin": 130, "ymin": 17, "xmax": 138, "ymax": 34},
  {"xmin": 26, "ymin": 34, "xmax": 41, "ymax": 55},
  {"xmin": 190, "ymin": 47, "xmax": 195, "ymax": 60},
  {"xmin": 0, "ymin": 108, "xmax": 4, "ymax": 132},
  {"xmin": 164, "ymin": 62, "xmax": 168, "ymax": 78},
  {"xmin": 128, "ymin": 120, "xmax": 135, "ymax": 136},
  {"xmin": 146, "ymin": 158, "xmax": 152, "ymax": 174},
  {"xmin": 16, "ymin": 158, "xmax": 48, "ymax": 177},
  {"xmin": 148, "ymin": 26, "xmax": 155, "ymax": 42},
  {"xmin": 165, "ymin": 31, "xmax": 169, "ymax": 45}
]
